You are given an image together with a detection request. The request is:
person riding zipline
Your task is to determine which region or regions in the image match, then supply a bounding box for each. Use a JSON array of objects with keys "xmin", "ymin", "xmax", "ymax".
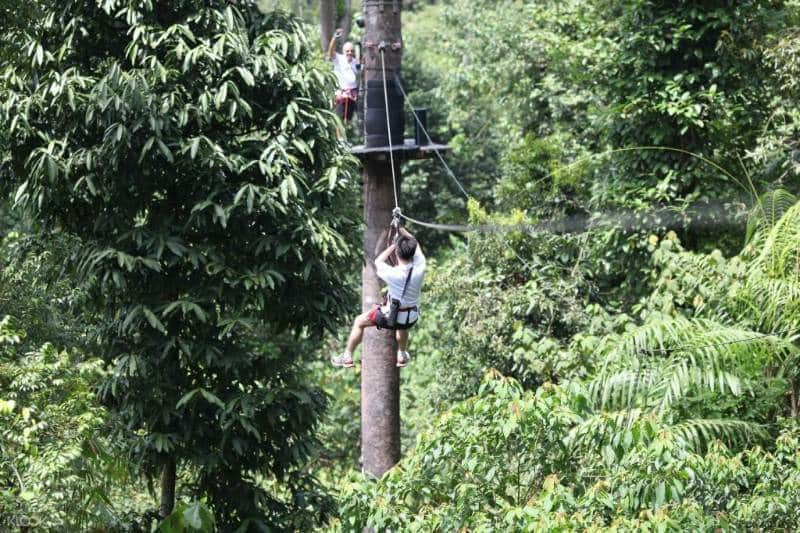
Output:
[
  {"xmin": 332, "ymin": 218, "xmax": 426, "ymax": 369},
  {"xmin": 327, "ymin": 28, "xmax": 361, "ymax": 125}
]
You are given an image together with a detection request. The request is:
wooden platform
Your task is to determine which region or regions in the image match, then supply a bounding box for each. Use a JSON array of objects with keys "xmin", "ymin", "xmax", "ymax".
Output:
[{"xmin": 350, "ymin": 138, "xmax": 451, "ymax": 161}]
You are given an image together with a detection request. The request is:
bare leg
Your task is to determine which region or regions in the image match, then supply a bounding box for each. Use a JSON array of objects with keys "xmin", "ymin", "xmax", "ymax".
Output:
[
  {"xmin": 346, "ymin": 312, "xmax": 374, "ymax": 354},
  {"xmin": 395, "ymin": 329, "xmax": 409, "ymax": 353}
]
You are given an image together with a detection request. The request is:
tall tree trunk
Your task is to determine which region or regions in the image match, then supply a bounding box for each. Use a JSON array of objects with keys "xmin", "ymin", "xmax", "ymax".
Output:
[
  {"xmin": 360, "ymin": 0, "xmax": 404, "ymax": 480},
  {"xmin": 361, "ymin": 160, "xmax": 402, "ymax": 477},
  {"xmin": 159, "ymin": 459, "xmax": 177, "ymax": 518},
  {"xmin": 320, "ymin": 0, "xmax": 335, "ymax": 51}
]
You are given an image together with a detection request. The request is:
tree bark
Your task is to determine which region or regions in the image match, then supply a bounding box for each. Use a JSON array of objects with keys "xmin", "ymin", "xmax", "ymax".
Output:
[
  {"xmin": 159, "ymin": 459, "xmax": 177, "ymax": 518},
  {"xmin": 320, "ymin": 0, "xmax": 335, "ymax": 51},
  {"xmin": 337, "ymin": 0, "xmax": 352, "ymax": 42},
  {"xmin": 361, "ymin": 159, "xmax": 402, "ymax": 477},
  {"xmin": 360, "ymin": 0, "xmax": 404, "ymax": 480}
]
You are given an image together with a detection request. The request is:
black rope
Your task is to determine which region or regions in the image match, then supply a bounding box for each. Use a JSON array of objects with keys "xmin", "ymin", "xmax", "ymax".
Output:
[{"xmin": 394, "ymin": 75, "xmax": 470, "ymax": 199}]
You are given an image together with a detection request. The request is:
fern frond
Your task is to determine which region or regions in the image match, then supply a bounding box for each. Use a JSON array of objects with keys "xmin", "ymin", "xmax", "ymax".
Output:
[
  {"xmin": 672, "ymin": 418, "xmax": 768, "ymax": 451},
  {"xmin": 602, "ymin": 318, "xmax": 795, "ymax": 368},
  {"xmin": 732, "ymin": 272, "xmax": 800, "ymax": 333},
  {"xmin": 568, "ymin": 410, "xmax": 765, "ymax": 458},
  {"xmin": 567, "ymin": 408, "xmax": 647, "ymax": 453},
  {"xmin": 753, "ymin": 200, "xmax": 800, "ymax": 280},
  {"xmin": 655, "ymin": 365, "xmax": 746, "ymax": 413},
  {"xmin": 591, "ymin": 318, "xmax": 797, "ymax": 414},
  {"xmin": 746, "ymin": 188, "xmax": 797, "ymax": 246},
  {"xmin": 588, "ymin": 367, "xmax": 659, "ymax": 410}
]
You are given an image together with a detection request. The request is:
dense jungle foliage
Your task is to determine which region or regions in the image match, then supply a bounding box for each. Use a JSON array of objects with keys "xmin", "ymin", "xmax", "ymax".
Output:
[{"xmin": 2, "ymin": 0, "xmax": 800, "ymax": 530}]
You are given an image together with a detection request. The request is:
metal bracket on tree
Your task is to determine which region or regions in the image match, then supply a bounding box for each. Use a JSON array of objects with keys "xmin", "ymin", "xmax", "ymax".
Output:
[
  {"xmin": 365, "ymin": 40, "xmax": 402, "ymax": 51},
  {"xmin": 391, "ymin": 207, "xmax": 402, "ymax": 228}
]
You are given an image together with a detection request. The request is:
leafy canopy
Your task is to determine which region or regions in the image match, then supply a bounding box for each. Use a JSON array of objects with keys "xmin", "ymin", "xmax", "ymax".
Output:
[{"xmin": 1, "ymin": 0, "xmax": 358, "ymax": 527}]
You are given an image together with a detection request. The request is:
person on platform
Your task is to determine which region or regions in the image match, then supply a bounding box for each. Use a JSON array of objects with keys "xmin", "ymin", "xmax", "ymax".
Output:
[
  {"xmin": 327, "ymin": 28, "xmax": 361, "ymax": 125},
  {"xmin": 332, "ymin": 223, "xmax": 426, "ymax": 369}
]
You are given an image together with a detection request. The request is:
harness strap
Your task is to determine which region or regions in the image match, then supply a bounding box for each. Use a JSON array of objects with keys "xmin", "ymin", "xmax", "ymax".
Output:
[
  {"xmin": 335, "ymin": 88, "xmax": 358, "ymax": 104},
  {"xmin": 394, "ymin": 266, "xmax": 415, "ymax": 326},
  {"xmin": 400, "ymin": 266, "xmax": 413, "ymax": 300}
]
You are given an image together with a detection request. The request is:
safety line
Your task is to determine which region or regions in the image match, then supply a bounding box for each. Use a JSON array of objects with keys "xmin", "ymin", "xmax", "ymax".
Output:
[
  {"xmin": 399, "ymin": 200, "xmax": 749, "ymax": 236},
  {"xmin": 379, "ymin": 48, "xmax": 400, "ymax": 210},
  {"xmin": 377, "ymin": 95, "xmax": 797, "ymax": 356},
  {"xmin": 399, "ymin": 213, "xmax": 475, "ymax": 232},
  {"xmin": 402, "ymin": 178, "xmax": 797, "ymax": 357},
  {"xmin": 394, "ymin": 75, "xmax": 470, "ymax": 199},
  {"xmin": 376, "ymin": 71, "xmax": 797, "ymax": 358},
  {"xmin": 381, "ymin": 84, "xmax": 754, "ymax": 235}
]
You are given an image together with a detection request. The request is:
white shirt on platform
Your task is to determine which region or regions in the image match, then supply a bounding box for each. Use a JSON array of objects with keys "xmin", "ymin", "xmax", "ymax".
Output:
[{"xmin": 332, "ymin": 53, "xmax": 359, "ymax": 90}]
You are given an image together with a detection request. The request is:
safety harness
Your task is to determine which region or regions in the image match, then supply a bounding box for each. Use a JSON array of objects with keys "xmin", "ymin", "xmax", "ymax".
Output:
[
  {"xmin": 375, "ymin": 211, "xmax": 418, "ymax": 330},
  {"xmin": 334, "ymin": 88, "xmax": 358, "ymax": 123},
  {"xmin": 376, "ymin": 264, "xmax": 417, "ymax": 330}
]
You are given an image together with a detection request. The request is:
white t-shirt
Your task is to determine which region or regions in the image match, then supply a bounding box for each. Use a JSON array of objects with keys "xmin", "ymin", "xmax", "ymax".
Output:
[
  {"xmin": 376, "ymin": 247, "xmax": 426, "ymax": 309},
  {"xmin": 332, "ymin": 53, "xmax": 359, "ymax": 90}
]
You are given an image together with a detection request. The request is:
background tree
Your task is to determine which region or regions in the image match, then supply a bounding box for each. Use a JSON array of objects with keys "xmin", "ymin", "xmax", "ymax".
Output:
[
  {"xmin": 337, "ymin": 195, "xmax": 800, "ymax": 530},
  {"xmin": 1, "ymin": 0, "xmax": 359, "ymax": 528},
  {"xmin": 319, "ymin": 0, "xmax": 353, "ymax": 50}
]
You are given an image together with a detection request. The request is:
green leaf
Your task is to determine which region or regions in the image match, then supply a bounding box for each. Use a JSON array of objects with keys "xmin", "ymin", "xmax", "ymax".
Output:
[
  {"xmin": 189, "ymin": 137, "xmax": 200, "ymax": 160},
  {"xmin": 236, "ymin": 66, "xmax": 255, "ymax": 86},
  {"xmin": 176, "ymin": 389, "xmax": 199, "ymax": 409},
  {"xmin": 157, "ymin": 139, "xmax": 174, "ymax": 163},
  {"xmin": 142, "ymin": 306, "xmax": 166, "ymax": 333},
  {"xmin": 45, "ymin": 155, "xmax": 57, "ymax": 180},
  {"xmin": 655, "ymin": 481, "xmax": 666, "ymax": 507},
  {"xmin": 200, "ymin": 389, "xmax": 225, "ymax": 409}
]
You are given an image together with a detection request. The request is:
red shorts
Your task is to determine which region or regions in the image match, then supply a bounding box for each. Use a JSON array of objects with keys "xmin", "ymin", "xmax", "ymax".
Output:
[{"xmin": 366, "ymin": 305, "xmax": 381, "ymax": 326}]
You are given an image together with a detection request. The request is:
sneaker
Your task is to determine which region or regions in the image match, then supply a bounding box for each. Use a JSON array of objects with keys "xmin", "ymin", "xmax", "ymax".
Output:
[
  {"xmin": 331, "ymin": 353, "xmax": 354, "ymax": 368},
  {"xmin": 396, "ymin": 351, "xmax": 410, "ymax": 368}
]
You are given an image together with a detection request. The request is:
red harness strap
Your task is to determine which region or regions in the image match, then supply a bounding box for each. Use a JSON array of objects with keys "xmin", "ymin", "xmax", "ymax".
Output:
[{"xmin": 334, "ymin": 88, "xmax": 358, "ymax": 123}]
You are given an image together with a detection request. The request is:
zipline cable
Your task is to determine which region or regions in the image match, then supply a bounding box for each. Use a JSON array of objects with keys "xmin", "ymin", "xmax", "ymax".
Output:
[
  {"xmin": 400, "ymin": 201, "xmax": 749, "ymax": 236},
  {"xmin": 379, "ymin": 47, "xmax": 400, "ymax": 210},
  {"xmin": 376, "ymin": 65, "xmax": 797, "ymax": 354},
  {"xmin": 387, "ymin": 74, "xmax": 756, "ymax": 235},
  {"xmin": 394, "ymin": 74, "xmax": 470, "ymax": 199},
  {"xmin": 387, "ymin": 75, "xmax": 757, "ymax": 232},
  {"xmin": 397, "ymin": 142, "xmax": 755, "ymax": 233},
  {"xmin": 394, "ymin": 75, "xmax": 756, "ymax": 208},
  {"xmin": 398, "ymin": 213, "xmax": 475, "ymax": 232}
]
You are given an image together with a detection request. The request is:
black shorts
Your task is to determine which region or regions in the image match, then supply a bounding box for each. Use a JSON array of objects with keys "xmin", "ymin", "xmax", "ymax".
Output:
[
  {"xmin": 370, "ymin": 305, "xmax": 418, "ymax": 331},
  {"xmin": 335, "ymin": 99, "xmax": 356, "ymax": 122}
]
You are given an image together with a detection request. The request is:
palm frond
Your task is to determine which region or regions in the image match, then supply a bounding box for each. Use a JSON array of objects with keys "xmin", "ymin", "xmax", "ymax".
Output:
[
  {"xmin": 589, "ymin": 367, "xmax": 658, "ymax": 410},
  {"xmin": 732, "ymin": 272, "xmax": 800, "ymax": 333},
  {"xmin": 568, "ymin": 409, "xmax": 766, "ymax": 457},
  {"xmin": 753, "ymin": 199, "xmax": 800, "ymax": 280},
  {"xmin": 672, "ymin": 418, "xmax": 768, "ymax": 451},
  {"xmin": 655, "ymin": 365, "xmax": 746, "ymax": 414},
  {"xmin": 590, "ymin": 318, "xmax": 797, "ymax": 413}
]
